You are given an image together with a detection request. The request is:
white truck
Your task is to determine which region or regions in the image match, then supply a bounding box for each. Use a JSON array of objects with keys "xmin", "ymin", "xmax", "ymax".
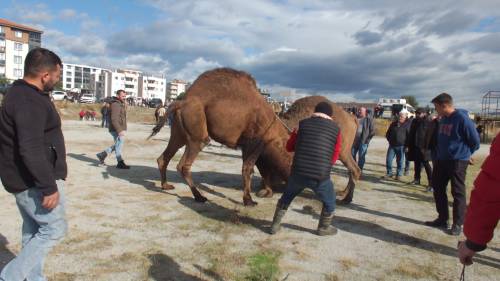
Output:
[{"xmin": 377, "ymin": 98, "xmax": 416, "ymax": 119}]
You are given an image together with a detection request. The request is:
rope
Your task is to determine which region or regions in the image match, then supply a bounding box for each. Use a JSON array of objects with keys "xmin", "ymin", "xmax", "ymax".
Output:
[{"xmin": 459, "ymin": 264, "xmax": 465, "ymax": 281}]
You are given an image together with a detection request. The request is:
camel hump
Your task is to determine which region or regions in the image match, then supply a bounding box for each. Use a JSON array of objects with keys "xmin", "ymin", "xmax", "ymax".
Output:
[{"xmin": 197, "ymin": 68, "xmax": 257, "ymax": 88}]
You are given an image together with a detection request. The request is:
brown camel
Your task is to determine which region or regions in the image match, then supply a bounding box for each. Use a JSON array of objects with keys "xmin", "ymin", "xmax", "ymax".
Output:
[
  {"xmin": 276, "ymin": 96, "xmax": 362, "ymax": 203},
  {"xmin": 150, "ymin": 68, "xmax": 292, "ymax": 206}
]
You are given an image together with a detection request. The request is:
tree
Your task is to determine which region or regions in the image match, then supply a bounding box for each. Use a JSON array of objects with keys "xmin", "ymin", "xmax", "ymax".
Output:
[
  {"xmin": 54, "ymin": 81, "xmax": 63, "ymax": 91},
  {"xmin": 176, "ymin": 92, "xmax": 186, "ymax": 100},
  {"xmin": 0, "ymin": 77, "xmax": 10, "ymax": 86},
  {"xmin": 401, "ymin": 95, "xmax": 419, "ymax": 108}
]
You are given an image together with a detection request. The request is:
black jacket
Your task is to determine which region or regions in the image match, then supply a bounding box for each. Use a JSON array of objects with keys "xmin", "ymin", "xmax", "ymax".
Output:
[
  {"xmin": 292, "ymin": 117, "xmax": 340, "ymax": 180},
  {"xmin": 407, "ymin": 117, "xmax": 432, "ymax": 161},
  {"xmin": 0, "ymin": 80, "xmax": 67, "ymax": 195},
  {"xmin": 386, "ymin": 119, "xmax": 411, "ymax": 147}
]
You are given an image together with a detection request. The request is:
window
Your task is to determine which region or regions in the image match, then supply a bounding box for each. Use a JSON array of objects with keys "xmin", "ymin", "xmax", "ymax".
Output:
[
  {"xmin": 115, "ymin": 77, "xmax": 118, "ymax": 80},
  {"xmin": 67, "ymin": 65, "xmax": 72, "ymax": 69},
  {"xmin": 14, "ymin": 43, "xmax": 22, "ymax": 51},
  {"xmin": 14, "ymin": 55, "xmax": 22, "ymax": 64},
  {"xmin": 0, "ymin": 26, "xmax": 3, "ymax": 33},
  {"xmin": 0, "ymin": 53, "xmax": 5, "ymax": 60},
  {"xmin": 0, "ymin": 66, "xmax": 5, "ymax": 74},
  {"xmin": 15, "ymin": 31, "xmax": 22, "ymax": 38},
  {"xmin": 66, "ymin": 84, "xmax": 71, "ymax": 88},
  {"xmin": 66, "ymin": 78, "xmax": 72, "ymax": 82},
  {"xmin": 0, "ymin": 39, "xmax": 5, "ymax": 46},
  {"xmin": 13, "ymin": 68, "xmax": 22, "ymax": 77},
  {"xmin": 66, "ymin": 71, "xmax": 71, "ymax": 76}
]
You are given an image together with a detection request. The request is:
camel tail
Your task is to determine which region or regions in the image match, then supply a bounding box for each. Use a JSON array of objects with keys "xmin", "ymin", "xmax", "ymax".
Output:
[{"xmin": 148, "ymin": 101, "xmax": 182, "ymax": 139}]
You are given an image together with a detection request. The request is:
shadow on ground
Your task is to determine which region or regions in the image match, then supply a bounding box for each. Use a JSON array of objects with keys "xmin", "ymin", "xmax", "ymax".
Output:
[{"xmin": 148, "ymin": 253, "xmax": 221, "ymax": 281}]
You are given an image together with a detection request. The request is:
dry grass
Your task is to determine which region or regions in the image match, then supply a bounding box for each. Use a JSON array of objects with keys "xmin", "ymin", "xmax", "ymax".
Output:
[
  {"xmin": 324, "ymin": 272, "xmax": 341, "ymax": 281},
  {"xmin": 54, "ymin": 101, "xmax": 156, "ymax": 123},
  {"xmin": 338, "ymin": 257, "xmax": 359, "ymax": 271},
  {"xmin": 390, "ymin": 260, "xmax": 439, "ymax": 280}
]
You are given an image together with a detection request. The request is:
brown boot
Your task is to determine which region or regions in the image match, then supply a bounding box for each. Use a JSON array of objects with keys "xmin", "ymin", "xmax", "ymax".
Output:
[
  {"xmin": 317, "ymin": 207, "xmax": 338, "ymax": 236},
  {"xmin": 269, "ymin": 202, "xmax": 287, "ymax": 234}
]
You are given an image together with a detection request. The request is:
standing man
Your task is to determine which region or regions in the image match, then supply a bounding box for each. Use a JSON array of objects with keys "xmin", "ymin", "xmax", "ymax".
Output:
[
  {"xmin": 351, "ymin": 107, "xmax": 375, "ymax": 172},
  {"xmin": 457, "ymin": 133, "xmax": 499, "ymax": 265},
  {"xmin": 96, "ymin": 90, "xmax": 130, "ymax": 169},
  {"xmin": 100, "ymin": 102, "xmax": 109, "ymax": 128},
  {"xmin": 382, "ymin": 110, "xmax": 411, "ymax": 180},
  {"xmin": 425, "ymin": 93, "xmax": 480, "ymax": 236},
  {"xmin": 407, "ymin": 108, "xmax": 433, "ymax": 191},
  {"xmin": 270, "ymin": 102, "xmax": 342, "ymax": 236},
  {"xmin": 0, "ymin": 48, "xmax": 68, "ymax": 281}
]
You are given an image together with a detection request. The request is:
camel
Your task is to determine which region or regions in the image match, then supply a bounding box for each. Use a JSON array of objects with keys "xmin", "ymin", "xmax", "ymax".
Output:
[
  {"xmin": 276, "ymin": 96, "xmax": 361, "ymax": 203},
  {"xmin": 150, "ymin": 68, "xmax": 361, "ymax": 205},
  {"xmin": 150, "ymin": 68, "xmax": 292, "ymax": 206}
]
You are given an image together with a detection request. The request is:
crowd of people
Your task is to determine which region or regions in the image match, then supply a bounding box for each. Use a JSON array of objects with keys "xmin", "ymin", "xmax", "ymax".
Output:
[{"xmin": 0, "ymin": 47, "xmax": 498, "ymax": 281}]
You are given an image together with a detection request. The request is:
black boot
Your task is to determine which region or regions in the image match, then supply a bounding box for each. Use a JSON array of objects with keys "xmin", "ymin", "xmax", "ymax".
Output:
[
  {"xmin": 269, "ymin": 202, "xmax": 287, "ymax": 234},
  {"xmin": 317, "ymin": 207, "xmax": 338, "ymax": 236},
  {"xmin": 116, "ymin": 160, "xmax": 130, "ymax": 169},
  {"xmin": 96, "ymin": 151, "xmax": 107, "ymax": 164}
]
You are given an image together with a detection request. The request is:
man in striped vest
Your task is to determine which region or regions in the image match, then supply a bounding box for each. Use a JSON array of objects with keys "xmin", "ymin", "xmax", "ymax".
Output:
[{"xmin": 270, "ymin": 102, "xmax": 342, "ymax": 236}]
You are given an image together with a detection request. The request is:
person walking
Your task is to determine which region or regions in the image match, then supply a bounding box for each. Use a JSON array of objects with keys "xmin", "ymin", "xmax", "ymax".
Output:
[
  {"xmin": 351, "ymin": 107, "xmax": 375, "ymax": 172},
  {"xmin": 0, "ymin": 48, "xmax": 68, "ymax": 281},
  {"xmin": 382, "ymin": 110, "xmax": 411, "ymax": 181},
  {"xmin": 96, "ymin": 90, "xmax": 130, "ymax": 169},
  {"xmin": 457, "ymin": 133, "xmax": 500, "ymax": 265},
  {"xmin": 425, "ymin": 93, "xmax": 480, "ymax": 236},
  {"xmin": 269, "ymin": 102, "xmax": 342, "ymax": 236},
  {"xmin": 407, "ymin": 108, "xmax": 433, "ymax": 191},
  {"xmin": 100, "ymin": 102, "xmax": 109, "ymax": 128}
]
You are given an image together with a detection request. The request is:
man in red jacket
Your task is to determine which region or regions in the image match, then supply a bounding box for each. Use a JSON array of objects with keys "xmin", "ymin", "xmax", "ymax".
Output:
[
  {"xmin": 269, "ymin": 102, "xmax": 342, "ymax": 236},
  {"xmin": 458, "ymin": 133, "xmax": 500, "ymax": 265}
]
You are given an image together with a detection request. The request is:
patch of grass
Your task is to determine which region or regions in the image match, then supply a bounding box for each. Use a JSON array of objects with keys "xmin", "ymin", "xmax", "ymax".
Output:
[
  {"xmin": 338, "ymin": 257, "xmax": 358, "ymax": 271},
  {"xmin": 324, "ymin": 272, "xmax": 340, "ymax": 281},
  {"xmin": 390, "ymin": 260, "xmax": 439, "ymax": 280},
  {"xmin": 242, "ymin": 250, "xmax": 281, "ymax": 281},
  {"xmin": 50, "ymin": 272, "xmax": 78, "ymax": 281}
]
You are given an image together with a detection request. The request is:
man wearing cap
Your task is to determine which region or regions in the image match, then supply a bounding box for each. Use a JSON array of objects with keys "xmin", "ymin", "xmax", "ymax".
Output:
[
  {"xmin": 269, "ymin": 102, "xmax": 342, "ymax": 236},
  {"xmin": 407, "ymin": 108, "xmax": 433, "ymax": 191},
  {"xmin": 425, "ymin": 93, "xmax": 480, "ymax": 236},
  {"xmin": 382, "ymin": 110, "xmax": 411, "ymax": 180}
]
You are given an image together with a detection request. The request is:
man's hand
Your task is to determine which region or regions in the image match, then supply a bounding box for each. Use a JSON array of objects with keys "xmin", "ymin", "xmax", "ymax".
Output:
[
  {"xmin": 469, "ymin": 157, "xmax": 475, "ymax": 165},
  {"xmin": 119, "ymin": 130, "xmax": 126, "ymax": 137},
  {"xmin": 42, "ymin": 191, "xmax": 60, "ymax": 210},
  {"xmin": 458, "ymin": 241, "xmax": 475, "ymax": 266}
]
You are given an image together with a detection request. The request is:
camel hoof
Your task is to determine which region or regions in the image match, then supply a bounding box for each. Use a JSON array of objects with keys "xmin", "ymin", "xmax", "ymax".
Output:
[
  {"xmin": 195, "ymin": 196, "xmax": 208, "ymax": 203},
  {"xmin": 161, "ymin": 183, "xmax": 175, "ymax": 190},
  {"xmin": 243, "ymin": 198, "xmax": 258, "ymax": 206},
  {"xmin": 256, "ymin": 189, "xmax": 273, "ymax": 198}
]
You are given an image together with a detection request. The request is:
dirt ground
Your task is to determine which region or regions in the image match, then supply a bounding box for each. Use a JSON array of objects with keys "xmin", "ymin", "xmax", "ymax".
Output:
[{"xmin": 1, "ymin": 120, "xmax": 499, "ymax": 281}]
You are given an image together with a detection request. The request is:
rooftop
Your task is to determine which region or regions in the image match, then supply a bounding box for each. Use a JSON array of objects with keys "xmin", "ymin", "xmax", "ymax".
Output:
[{"xmin": 0, "ymin": 18, "xmax": 43, "ymax": 33}]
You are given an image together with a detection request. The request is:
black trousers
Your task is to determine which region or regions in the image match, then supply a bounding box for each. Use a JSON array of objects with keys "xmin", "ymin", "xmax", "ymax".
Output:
[
  {"xmin": 432, "ymin": 160, "xmax": 468, "ymax": 225},
  {"xmin": 414, "ymin": 150, "xmax": 432, "ymax": 184}
]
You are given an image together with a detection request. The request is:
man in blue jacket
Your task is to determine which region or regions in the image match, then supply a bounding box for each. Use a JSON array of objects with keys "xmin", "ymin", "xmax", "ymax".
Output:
[{"xmin": 425, "ymin": 93, "xmax": 480, "ymax": 236}]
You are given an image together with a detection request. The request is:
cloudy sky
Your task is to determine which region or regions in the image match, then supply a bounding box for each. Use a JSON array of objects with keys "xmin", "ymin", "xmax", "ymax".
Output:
[{"xmin": 2, "ymin": 0, "xmax": 500, "ymax": 110}]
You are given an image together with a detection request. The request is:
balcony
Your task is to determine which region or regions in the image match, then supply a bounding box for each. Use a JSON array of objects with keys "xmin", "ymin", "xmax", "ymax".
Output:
[
  {"xmin": 0, "ymin": 59, "xmax": 5, "ymax": 66},
  {"xmin": 0, "ymin": 46, "xmax": 5, "ymax": 53},
  {"xmin": 0, "ymin": 32, "xmax": 4, "ymax": 39}
]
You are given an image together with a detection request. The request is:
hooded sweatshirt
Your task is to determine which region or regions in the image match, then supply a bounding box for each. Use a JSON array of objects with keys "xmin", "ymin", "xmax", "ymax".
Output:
[{"xmin": 435, "ymin": 109, "xmax": 480, "ymax": 161}]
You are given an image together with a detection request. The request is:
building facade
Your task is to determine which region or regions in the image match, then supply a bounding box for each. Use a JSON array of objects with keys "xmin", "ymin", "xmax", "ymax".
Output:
[
  {"xmin": 61, "ymin": 63, "xmax": 112, "ymax": 100},
  {"xmin": 139, "ymin": 75, "xmax": 166, "ymax": 102},
  {"xmin": 108, "ymin": 69, "xmax": 142, "ymax": 99},
  {"xmin": 166, "ymin": 79, "xmax": 189, "ymax": 101},
  {"xmin": 0, "ymin": 18, "xmax": 42, "ymax": 80}
]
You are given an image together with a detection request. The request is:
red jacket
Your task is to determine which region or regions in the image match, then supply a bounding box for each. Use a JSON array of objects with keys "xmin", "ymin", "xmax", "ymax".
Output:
[
  {"xmin": 463, "ymin": 134, "xmax": 500, "ymax": 251},
  {"xmin": 286, "ymin": 128, "xmax": 342, "ymax": 164}
]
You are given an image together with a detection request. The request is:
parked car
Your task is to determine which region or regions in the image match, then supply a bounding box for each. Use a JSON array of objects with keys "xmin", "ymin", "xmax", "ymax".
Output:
[
  {"xmin": 79, "ymin": 94, "xmax": 96, "ymax": 104},
  {"xmin": 148, "ymin": 98, "xmax": 163, "ymax": 108},
  {"xmin": 51, "ymin": 90, "xmax": 68, "ymax": 101}
]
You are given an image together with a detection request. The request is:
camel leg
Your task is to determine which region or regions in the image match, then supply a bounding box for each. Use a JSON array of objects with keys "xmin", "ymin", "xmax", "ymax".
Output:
[
  {"xmin": 178, "ymin": 140, "xmax": 209, "ymax": 202},
  {"xmin": 241, "ymin": 142, "xmax": 265, "ymax": 206},
  {"xmin": 255, "ymin": 157, "xmax": 273, "ymax": 198},
  {"xmin": 337, "ymin": 151, "xmax": 361, "ymax": 204},
  {"xmin": 157, "ymin": 114, "xmax": 186, "ymax": 190}
]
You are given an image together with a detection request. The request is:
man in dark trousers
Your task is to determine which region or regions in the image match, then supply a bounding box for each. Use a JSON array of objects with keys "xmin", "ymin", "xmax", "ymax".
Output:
[
  {"xmin": 100, "ymin": 102, "xmax": 109, "ymax": 128},
  {"xmin": 351, "ymin": 107, "xmax": 375, "ymax": 172},
  {"xmin": 0, "ymin": 48, "xmax": 68, "ymax": 281},
  {"xmin": 407, "ymin": 108, "xmax": 433, "ymax": 191},
  {"xmin": 270, "ymin": 102, "xmax": 342, "ymax": 236},
  {"xmin": 96, "ymin": 90, "xmax": 130, "ymax": 169},
  {"xmin": 382, "ymin": 110, "xmax": 411, "ymax": 181},
  {"xmin": 457, "ymin": 133, "xmax": 499, "ymax": 265},
  {"xmin": 425, "ymin": 93, "xmax": 480, "ymax": 236}
]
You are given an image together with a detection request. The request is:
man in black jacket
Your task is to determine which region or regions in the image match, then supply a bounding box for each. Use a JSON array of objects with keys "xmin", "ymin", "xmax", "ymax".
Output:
[
  {"xmin": 0, "ymin": 48, "xmax": 68, "ymax": 281},
  {"xmin": 269, "ymin": 102, "xmax": 342, "ymax": 236},
  {"xmin": 351, "ymin": 107, "xmax": 375, "ymax": 172},
  {"xmin": 382, "ymin": 111, "xmax": 411, "ymax": 181},
  {"xmin": 407, "ymin": 108, "xmax": 433, "ymax": 191}
]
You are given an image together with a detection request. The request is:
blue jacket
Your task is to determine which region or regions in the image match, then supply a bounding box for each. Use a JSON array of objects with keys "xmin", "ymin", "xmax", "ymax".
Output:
[{"xmin": 435, "ymin": 109, "xmax": 480, "ymax": 161}]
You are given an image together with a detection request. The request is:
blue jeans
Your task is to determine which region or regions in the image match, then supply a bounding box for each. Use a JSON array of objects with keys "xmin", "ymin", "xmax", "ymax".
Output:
[
  {"xmin": 386, "ymin": 146, "xmax": 405, "ymax": 176},
  {"xmin": 279, "ymin": 174, "xmax": 336, "ymax": 213},
  {"xmin": 351, "ymin": 143, "xmax": 369, "ymax": 170},
  {"xmin": 0, "ymin": 180, "xmax": 67, "ymax": 281},
  {"xmin": 105, "ymin": 131, "xmax": 124, "ymax": 162}
]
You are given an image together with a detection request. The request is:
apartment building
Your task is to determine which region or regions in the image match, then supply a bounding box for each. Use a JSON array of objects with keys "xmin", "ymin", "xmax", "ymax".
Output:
[
  {"xmin": 61, "ymin": 63, "xmax": 112, "ymax": 100},
  {"xmin": 108, "ymin": 69, "xmax": 142, "ymax": 99},
  {"xmin": 166, "ymin": 79, "xmax": 189, "ymax": 101},
  {"xmin": 139, "ymin": 75, "xmax": 166, "ymax": 102},
  {"xmin": 0, "ymin": 18, "xmax": 42, "ymax": 80}
]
